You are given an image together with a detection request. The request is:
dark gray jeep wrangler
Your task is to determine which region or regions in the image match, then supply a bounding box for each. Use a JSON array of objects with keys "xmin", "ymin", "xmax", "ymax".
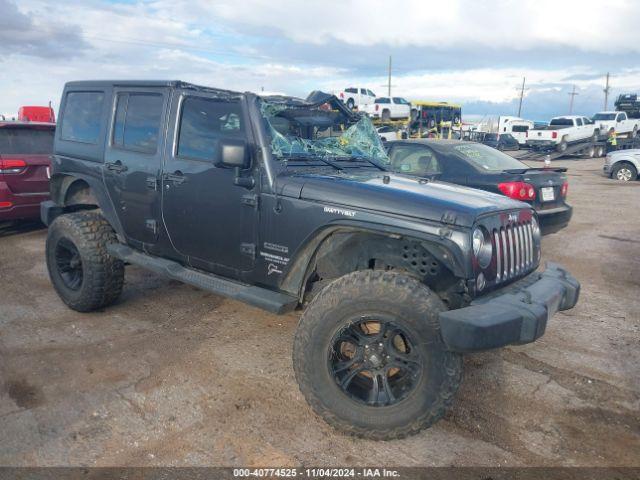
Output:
[{"xmin": 42, "ymin": 81, "xmax": 579, "ymax": 439}]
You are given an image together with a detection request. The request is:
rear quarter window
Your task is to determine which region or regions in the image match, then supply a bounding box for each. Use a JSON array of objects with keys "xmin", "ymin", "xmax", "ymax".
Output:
[{"xmin": 60, "ymin": 91, "xmax": 105, "ymax": 144}]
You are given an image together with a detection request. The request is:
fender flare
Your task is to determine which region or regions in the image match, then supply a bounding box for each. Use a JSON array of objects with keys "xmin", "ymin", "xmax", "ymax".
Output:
[
  {"xmin": 50, "ymin": 173, "xmax": 125, "ymax": 238},
  {"xmin": 280, "ymin": 220, "xmax": 468, "ymax": 299}
]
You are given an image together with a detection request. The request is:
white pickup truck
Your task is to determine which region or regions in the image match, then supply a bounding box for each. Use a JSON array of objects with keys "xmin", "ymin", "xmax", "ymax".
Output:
[
  {"xmin": 361, "ymin": 96, "xmax": 411, "ymax": 121},
  {"xmin": 526, "ymin": 115, "xmax": 599, "ymax": 152},
  {"xmin": 335, "ymin": 87, "xmax": 376, "ymax": 110},
  {"xmin": 592, "ymin": 111, "xmax": 639, "ymax": 137}
]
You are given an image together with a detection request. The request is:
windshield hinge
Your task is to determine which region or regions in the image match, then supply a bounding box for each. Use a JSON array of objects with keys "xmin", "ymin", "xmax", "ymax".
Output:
[{"xmin": 241, "ymin": 194, "xmax": 259, "ymax": 209}]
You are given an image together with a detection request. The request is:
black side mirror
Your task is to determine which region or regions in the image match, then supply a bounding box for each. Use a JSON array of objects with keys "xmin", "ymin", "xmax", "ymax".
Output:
[{"xmin": 217, "ymin": 138, "xmax": 250, "ymax": 169}]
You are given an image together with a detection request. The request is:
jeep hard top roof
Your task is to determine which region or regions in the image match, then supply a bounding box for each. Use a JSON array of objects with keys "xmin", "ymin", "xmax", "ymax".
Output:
[{"xmin": 64, "ymin": 80, "xmax": 242, "ymax": 98}]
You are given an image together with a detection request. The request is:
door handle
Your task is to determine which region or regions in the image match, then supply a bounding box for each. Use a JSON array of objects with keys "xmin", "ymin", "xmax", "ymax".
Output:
[
  {"xmin": 106, "ymin": 161, "xmax": 128, "ymax": 173},
  {"xmin": 164, "ymin": 171, "xmax": 186, "ymax": 184}
]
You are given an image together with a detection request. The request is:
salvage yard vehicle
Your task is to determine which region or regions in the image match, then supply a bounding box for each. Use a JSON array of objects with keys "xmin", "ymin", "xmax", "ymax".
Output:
[
  {"xmin": 526, "ymin": 115, "xmax": 599, "ymax": 153},
  {"xmin": 592, "ymin": 111, "xmax": 638, "ymax": 137},
  {"xmin": 603, "ymin": 149, "xmax": 640, "ymax": 181},
  {"xmin": 335, "ymin": 87, "xmax": 376, "ymax": 110},
  {"xmin": 362, "ymin": 97, "xmax": 411, "ymax": 121},
  {"xmin": 478, "ymin": 132, "xmax": 520, "ymax": 151},
  {"xmin": 0, "ymin": 119, "xmax": 55, "ymax": 221},
  {"xmin": 42, "ymin": 80, "xmax": 580, "ymax": 440},
  {"xmin": 386, "ymin": 140, "xmax": 572, "ymax": 234}
]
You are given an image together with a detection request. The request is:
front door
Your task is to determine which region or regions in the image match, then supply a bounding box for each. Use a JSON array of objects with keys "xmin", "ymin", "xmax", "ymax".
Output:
[
  {"xmin": 103, "ymin": 88, "xmax": 169, "ymax": 247},
  {"xmin": 161, "ymin": 91, "xmax": 256, "ymax": 274}
]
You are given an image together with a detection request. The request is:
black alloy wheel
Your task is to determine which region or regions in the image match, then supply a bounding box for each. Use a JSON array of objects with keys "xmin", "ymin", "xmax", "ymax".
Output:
[
  {"xmin": 54, "ymin": 237, "xmax": 84, "ymax": 290},
  {"xmin": 329, "ymin": 317, "xmax": 423, "ymax": 407}
]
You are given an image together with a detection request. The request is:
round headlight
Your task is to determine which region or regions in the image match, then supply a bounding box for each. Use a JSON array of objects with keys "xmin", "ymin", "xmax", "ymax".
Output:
[{"xmin": 472, "ymin": 227, "xmax": 492, "ymax": 269}]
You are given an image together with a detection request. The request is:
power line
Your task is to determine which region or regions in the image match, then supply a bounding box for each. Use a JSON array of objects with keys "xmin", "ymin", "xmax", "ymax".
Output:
[
  {"xmin": 568, "ymin": 85, "xmax": 579, "ymax": 114},
  {"xmin": 603, "ymin": 72, "xmax": 611, "ymax": 110},
  {"xmin": 517, "ymin": 77, "xmax": 526, "ymax": 117}
]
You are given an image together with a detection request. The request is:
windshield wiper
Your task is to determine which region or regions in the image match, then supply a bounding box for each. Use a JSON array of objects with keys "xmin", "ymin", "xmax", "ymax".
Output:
[
  {"xmin": 334, "ymin": 155, "xmax": 387, "ymax": 171},
  {"xmin": 279, "ymin": 154, "xmax": 343, "ymax": 171}
]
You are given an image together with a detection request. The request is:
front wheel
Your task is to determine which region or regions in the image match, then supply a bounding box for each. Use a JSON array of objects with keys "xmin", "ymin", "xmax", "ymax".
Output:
[
  {"xmin": 293, "ymin": 270, "xmax": 462, "ymax": 440},
  {"xmin": 612, "ymin": 162, "xmax": 637, "ymax": 182},
  {"xmin": 346, "ymin": 98, "xmax": 355, "ymax": 110}
]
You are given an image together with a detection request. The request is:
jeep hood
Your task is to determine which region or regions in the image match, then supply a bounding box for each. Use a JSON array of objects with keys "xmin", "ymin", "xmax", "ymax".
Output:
[{"xmin": 277, "ymin": 171, "xmax": 527, "ymax": 227}]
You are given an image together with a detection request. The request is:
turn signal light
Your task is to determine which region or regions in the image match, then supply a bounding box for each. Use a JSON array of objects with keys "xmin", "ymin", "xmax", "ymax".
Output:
[
  {"xmin": 0, "ymin": 159, "xmax": 27, "ymax": 174},
  {"xmin": 498, "ymin": 181, "xmax": 536, "ymax": 201}
]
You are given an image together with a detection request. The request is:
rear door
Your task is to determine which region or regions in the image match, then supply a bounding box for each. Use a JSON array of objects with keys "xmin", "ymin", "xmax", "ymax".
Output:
[
  {"xmin": 103, "ymin": 87, "xmax": 170, "ymax": 246},
  {"xmin": 0, "ymin": 126, "xmax": 53, "ymax": 196}
]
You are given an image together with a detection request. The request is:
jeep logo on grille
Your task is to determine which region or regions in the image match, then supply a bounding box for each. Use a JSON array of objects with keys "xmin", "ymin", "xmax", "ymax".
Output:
[{"xmin": 508, "ymin": 213, "xmax": 519, "ymax": 223}]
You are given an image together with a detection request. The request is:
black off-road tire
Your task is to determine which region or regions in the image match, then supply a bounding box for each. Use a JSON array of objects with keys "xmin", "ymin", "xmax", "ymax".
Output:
[
  {"xmin": 46, "ymin": 211, "xmax": 124, "ymax": 312},
  {"xmin": 293, "ymin": 270, "xmax": 462, "ymax": 440}
]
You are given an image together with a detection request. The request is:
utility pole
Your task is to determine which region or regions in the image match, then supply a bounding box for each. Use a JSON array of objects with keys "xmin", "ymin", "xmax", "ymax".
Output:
[
  {"xmin": 568, "ymin": 85, "xmax": 579, "ymax": 114},
  {"xmin": 603, "ymin": 72, "xmax": 610, "ymax": 110},
  {"xmin": 387, "ymin": 55, "xmax": 392, "ymax": 97},
  {"xmin": 517, "ymin": 77, "xmax": 526, "ymax": 117}
]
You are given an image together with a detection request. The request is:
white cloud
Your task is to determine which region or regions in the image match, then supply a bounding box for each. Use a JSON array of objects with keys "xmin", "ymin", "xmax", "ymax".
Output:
[
  {"xmin": 163, "ymin": 0, "xmax": 640, "ymax": 52},
  {"xmin": 1, "ymin": 0, "xmax": 640, "ymax": 117}
]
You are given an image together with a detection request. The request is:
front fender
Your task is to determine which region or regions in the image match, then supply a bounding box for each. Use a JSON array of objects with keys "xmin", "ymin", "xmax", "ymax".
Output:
[{"xmin": 280, "ymin": 219, "xmax": 469, "ymax": 299}]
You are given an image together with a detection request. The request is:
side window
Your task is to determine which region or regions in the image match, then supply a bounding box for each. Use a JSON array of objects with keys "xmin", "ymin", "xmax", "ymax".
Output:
[
  {"xmin": 60, "ymin": 91, "xmax": 105, "ymax": 144},
  {"xmin": 346, "ymin": 88, "xmax": 357, "ymax": 94},
  {"xmin": 576, "ymin": 118, "xmax": 583, "ymax": 126},
  {"xmin": 112, "ymin": 93, "xmax": 163, "ymax": 153},
  {"xmin": 360, "ymin": 88, "xmax": 367, "ymax": 94},
  {"xmin": 177, "ymin": 96, "xmax": 244, "ymax": 162},
  {"xmin": 617, "ymin": 113, "xmax": 625, "ymax": 121},
  {"xmin": 367, "ymin": 90, "xmax": 375, "ymax": 97},
  {"xmin": 389, "ymin": 145, "xmax": 441, "ymax": 175}
]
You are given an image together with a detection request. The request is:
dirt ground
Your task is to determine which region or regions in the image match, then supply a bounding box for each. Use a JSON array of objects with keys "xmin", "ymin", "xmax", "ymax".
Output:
[{"xmin": 0, "ymin": 158, "xmax": 638, "ymax": 467}]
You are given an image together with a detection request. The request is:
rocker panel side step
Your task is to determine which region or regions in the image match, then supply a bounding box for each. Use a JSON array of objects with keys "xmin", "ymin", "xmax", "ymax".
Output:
[{"xmin": 107, "ymin": 243, "xmax": 298, "ymax": 314}]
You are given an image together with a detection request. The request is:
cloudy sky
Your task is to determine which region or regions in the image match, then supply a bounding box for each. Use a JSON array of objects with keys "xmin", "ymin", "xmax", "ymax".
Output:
[{"xmin": 1, "ymin": 0, "xmax": 639, "ymax": 121}]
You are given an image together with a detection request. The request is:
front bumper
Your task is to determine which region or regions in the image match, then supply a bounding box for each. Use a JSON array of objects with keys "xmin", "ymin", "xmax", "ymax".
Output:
[
  {"xmin": 603, "ymin": 164, "xmax": 612, "ymax": 176},
  {"xmin": 439, "ymin": 262, "xmax": 580, "ymax": 352}
]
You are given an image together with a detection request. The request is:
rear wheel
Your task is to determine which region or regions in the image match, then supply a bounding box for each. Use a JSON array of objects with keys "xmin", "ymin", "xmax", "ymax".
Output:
[
  {"xmin": 293, "ymin": 270, "xmax": 462, "ymax": 440},
  {"xmin": 381, "ymin": 109, "xmax": 391, "ymax": 122},
  {"xmin": 557, "ymin": 138, "xmax": 568, "ymax": 153},
  {"xmin": 46, "ymin": 211, "xmax": 124, "ymax": 312},
  {"xmin": 612, "ymin": 162, "xmax": 637, "ymax": 182},
  {"xmin": 346, "ymin": 98, "xmax": 355, "ymax": 110}
]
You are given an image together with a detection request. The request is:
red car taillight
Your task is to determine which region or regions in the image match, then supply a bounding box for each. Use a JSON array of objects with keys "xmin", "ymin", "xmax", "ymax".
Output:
[
  {"xmin": 0, "ymin": 159, "xmax": 27, "ymax": 174},
  {"xmin": 498, "ymin": 181, "xmax": 536, "ymax": 201},
  {"xmin": 0, "ymin": 201, "xmax": 13, "ymax": 208},
  {"xmin": 552, "ymin": 131, "xmax": 558, "ymax": 139},
  {"xmin": 561, "ymin": 181, "xmax": 568, "ymax": 197}
]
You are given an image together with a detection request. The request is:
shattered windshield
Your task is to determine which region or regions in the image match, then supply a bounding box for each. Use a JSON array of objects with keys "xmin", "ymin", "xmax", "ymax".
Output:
[{"xmin": 259, "ymin": 98, "xmax": 390, "ymax": 168}]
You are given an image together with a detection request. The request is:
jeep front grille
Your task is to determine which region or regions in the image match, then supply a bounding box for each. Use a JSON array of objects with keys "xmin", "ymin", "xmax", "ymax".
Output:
[{"xmin": 493, "ymin": 220, "xmax": 535, "ymax": 283}]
